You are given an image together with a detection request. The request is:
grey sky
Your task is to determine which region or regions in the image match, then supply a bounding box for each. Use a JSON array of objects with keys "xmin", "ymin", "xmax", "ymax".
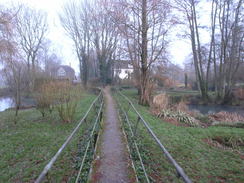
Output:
[{"xmin": 1, "ymin": 0, "xmax": 79, "ymax": 71}]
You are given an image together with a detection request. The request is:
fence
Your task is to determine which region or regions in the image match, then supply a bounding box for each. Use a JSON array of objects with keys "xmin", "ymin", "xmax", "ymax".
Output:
[
  {"xmin": 115, "ymin": 90, "xmax": 192, "ymax": 183},
  {"xmin": 35, "ymin": 91, "xmax": 103, "ymax": 183}
]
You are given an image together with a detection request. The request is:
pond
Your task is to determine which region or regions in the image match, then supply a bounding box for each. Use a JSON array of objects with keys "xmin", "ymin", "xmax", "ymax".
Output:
[
  {"xmin": 0, "ymin": 97, "xmax": 36, "ymax": 112},
  {"xmin": 188, "ymin": 104, "xmax": 244, "ymax": 116},
  {"xmin": 0, "ymin": 97, "xmax": 14, "ymax": 112}
]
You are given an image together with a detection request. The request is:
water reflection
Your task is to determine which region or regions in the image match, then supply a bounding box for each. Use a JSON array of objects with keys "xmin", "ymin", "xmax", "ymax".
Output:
[{"xmin": 0, "ymin": 97, "xmax": 14, "ymax": 112}]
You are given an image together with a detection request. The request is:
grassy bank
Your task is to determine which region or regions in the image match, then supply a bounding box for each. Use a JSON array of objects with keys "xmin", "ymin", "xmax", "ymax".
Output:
[
  {"xmin": 115, "ymin": 89, "xmax": 244, "ymax": 183},
  {"xmin": 0, "ymin": 93, "xmax": 96, "ymax": 182}
]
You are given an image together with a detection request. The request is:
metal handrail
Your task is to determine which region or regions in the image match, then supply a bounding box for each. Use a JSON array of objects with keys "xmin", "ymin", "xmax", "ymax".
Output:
[
  {"xmin": 116, "ymin": 98, "xmax": 150, "ymax": 183},
  {"xmin": 117, "ymin": 90, "xmax": 192, "ymax": 183},
  {"xmin": 35, "ymin": 92, "xmax": 102, "ymax": 183},
  {"xmin": 75, "ymin": 99, "xmax": 103, "ymax": 183}
]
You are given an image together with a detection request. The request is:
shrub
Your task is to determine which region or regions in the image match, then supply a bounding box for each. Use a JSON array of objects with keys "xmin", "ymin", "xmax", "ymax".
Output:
[
  {"xmin": 212, "ymin": 136, "xmax": 244, "ymax": 149},
  {"xmin": 209, "ymin": 111, "xmax": 244, "ymax": 123},
  {"xmin": 234, "ymin": 88, "xmax": 244, "ymax": 100},
  {"xmin": 35, "ymin": 81, "xmax": 83, "ymax": 122},
  {"xmin": 209, "ymin": 111, "xmax": 244, "ymax": 127},
  {"xmin": 174, "ymin": 100, "xmax": 189, "ymax": 112},
  {"xmin": 35, "ymin": 82, "xmax": 56, "ymax": 117},
  {"xmin": 54, "ymin": 81, "xmax": 82, "ymax": 123},
  {"xmin": 151, "ymin": 93, "xmax": 169, "ymax": 112},
  {"xmin": 157, "ymin": 109, "xmax": 199, "ymax": 127}
]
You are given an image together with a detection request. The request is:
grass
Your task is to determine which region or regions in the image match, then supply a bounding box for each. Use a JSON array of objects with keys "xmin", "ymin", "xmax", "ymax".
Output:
[
  {"xmin": 0, "ymin": 93, "xmax": 96, "ymax": 182},
  {"xmin": 115, "ymin": 89, "xmax": 244, "ymax": 183}
]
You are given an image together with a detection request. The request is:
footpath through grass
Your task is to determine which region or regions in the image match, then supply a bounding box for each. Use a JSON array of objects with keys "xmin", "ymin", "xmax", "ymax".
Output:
[
  {"xmin": 0, "ymin": 93, "xmax": 96, "ymax": 182},
  {"xmin": 116, "ymin": 89, "xmax": 244, "ymax": 183}
]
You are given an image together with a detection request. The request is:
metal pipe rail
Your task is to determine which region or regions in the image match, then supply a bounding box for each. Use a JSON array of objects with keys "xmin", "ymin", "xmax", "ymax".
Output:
[
  {"xmin": 117, "ymin": 90, "xmax": 192, "ymax": 183},
  {"xmin": 75, "ymin": 99, "xmax": 103, "ymax": 183},
  {"xmin": 35, "ymin": 92, "xmax": 103, "ymax": 183},
  {"xmin": 116, "ymin": 98, "xmax": 150, "ymax": 183}
]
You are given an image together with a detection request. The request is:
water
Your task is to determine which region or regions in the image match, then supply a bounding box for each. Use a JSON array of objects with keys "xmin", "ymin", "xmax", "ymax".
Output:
[
  {"xmin": 0, "ymin": 96, "xmax": 36, "ymax": 112},
  {"xmin": 188, "ymin": 104, "xmax": 244, "ymax": 116},
  {"xmin": 0, "ymin": 97, "xmax": 14, "ymax": 112}
]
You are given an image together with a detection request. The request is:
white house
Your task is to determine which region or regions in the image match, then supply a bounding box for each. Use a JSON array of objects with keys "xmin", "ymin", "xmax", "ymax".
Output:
[{"xmin": 113, "ymin": 60, "xmax": 133, "ymax": 80}]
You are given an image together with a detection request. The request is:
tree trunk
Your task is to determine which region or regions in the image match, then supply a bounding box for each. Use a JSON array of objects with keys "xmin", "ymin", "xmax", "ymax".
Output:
[
  {"xmin": 82, "ymin": 55, "xmax": 89, "ymax": 89},
  {"xmin": 184, "ymin": 73, "xmax": 188, "ymax": 88},
  {"xmin": 139, "ymin": 0, "xmax": 150, "ymax": 105}
]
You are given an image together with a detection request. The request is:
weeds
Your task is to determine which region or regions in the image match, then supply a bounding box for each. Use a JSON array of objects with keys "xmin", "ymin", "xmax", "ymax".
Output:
[
  {"xmin": 157, "ymin": 109, "xmax": 199, "ymax": 127},
  {"xmin": 151, "ymin": 94, "xmax": 199, "ymax": 126},
  {"xmin": 209, "ymin": 111, "xmax": 244, "ymax": 127}
]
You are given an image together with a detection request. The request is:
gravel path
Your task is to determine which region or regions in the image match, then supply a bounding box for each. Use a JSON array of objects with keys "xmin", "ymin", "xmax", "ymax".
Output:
[{"xmin": 89, "ymin": 87, "xmax": 135, "ymax": 183}]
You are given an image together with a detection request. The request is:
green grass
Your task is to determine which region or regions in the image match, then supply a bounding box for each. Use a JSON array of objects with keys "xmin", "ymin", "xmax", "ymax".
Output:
[
  {"xmin": 116, "ymin": 89, "xmax": 244, "ymax": 183},
  {"xmin": 0, "ymin": 93, "xmax": 96, "ymax": 182}
]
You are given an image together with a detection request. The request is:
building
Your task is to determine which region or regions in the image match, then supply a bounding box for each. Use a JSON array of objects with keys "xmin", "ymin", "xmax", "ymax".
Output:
[
  {"xmin": 52, "ymin": 65, "xmax": 76, "ymax": 81},
  {"xmin": 113, "ymin": 60, "xmax": 133, "ymax": 80}
]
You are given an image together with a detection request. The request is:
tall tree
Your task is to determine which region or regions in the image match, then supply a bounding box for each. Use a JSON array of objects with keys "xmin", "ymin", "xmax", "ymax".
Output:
[
  {"xmin": 175, "ymin": 0, "xmax": 243, "ymax": 103},
  {"xmin": 216, "ymin": 0, "xmax": 243, "ymax": 102},
  {"xmin": 0, "ymin": 7, "xmax": 25, "ymax": 116},
  {"xmin": 60, "ymin": 0, "xmax": 92, "ymax": 88},
  {"xmin": 114, "ymin": 0, "xmax": 174, "ymax": 105},
  {"xmin": 91, "ymin": 0, "xmax": 119, "ymax": 85},
  {"xmin": 175, "ymin": 0, "xmax": 209, "ymax": 101},
  {"xmin": 15, "ymin": 5, "xmax": 48, "ymax": 91}
]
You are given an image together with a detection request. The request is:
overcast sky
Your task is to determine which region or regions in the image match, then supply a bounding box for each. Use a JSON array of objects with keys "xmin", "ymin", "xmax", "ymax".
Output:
[
  {"xmin": 1, "ymin": 0, "xmax": 79, "ymax": 70},
  {"xmin": 0, "ymin": 0, "xmax": 211, "ymax": 72}
]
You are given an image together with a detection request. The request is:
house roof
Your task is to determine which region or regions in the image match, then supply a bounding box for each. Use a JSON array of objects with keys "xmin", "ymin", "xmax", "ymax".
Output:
[
  {"xmin": 57, "ymin": 65, "xmax": 75, "ymax": 75},
  {"xmin": 114, "ymin": 60, "xmax": 133, "ymax": 70}
]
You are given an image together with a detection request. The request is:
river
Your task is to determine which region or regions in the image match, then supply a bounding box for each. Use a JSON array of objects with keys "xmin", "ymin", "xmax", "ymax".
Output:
[{"xmin": 188, "ymin": 104, "xmax": 244, "ymax": 116}]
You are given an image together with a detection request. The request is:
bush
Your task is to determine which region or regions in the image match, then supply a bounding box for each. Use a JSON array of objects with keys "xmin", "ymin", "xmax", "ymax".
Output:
[
  {"xmin": 35, "ymin": 81, "xmax": 83, "ymax": 122},
  {"xmin": 54, "ymin": 81, "xmax": 82, "ymax": 123},
  {"xmin": 157, "ymin": 109, "xmax": 199, "ymax": 127},
  {"xmin": 151, "ymin": 93, "xmax": 169, "ymax": 112},
  {"xmin": 173, "ymin": 100, "xmax": 189, "ymax": 112},
  {"xmin": 209, "ymin": 111, "xmax": 244, "ymax": 127},
  {"xmin": 35, "ymin": 82, "xmax": 56, "ymax": 117},
  {"xmin": 151, "ymin": 94, "xmax": 200, "ymax": 126},
  {"xmin": 234, "ymin": 88, "xmax": 244, "ymax": 100},
  {"xmin": 209, "ymin": 111, "xmax": 244, "ymax": 123}
]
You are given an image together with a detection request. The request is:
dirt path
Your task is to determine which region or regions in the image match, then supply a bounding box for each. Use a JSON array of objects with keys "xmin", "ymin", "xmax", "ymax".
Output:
[{"xmin": 89, "ymin": 87, "xmax": 135, "ymax": 183}]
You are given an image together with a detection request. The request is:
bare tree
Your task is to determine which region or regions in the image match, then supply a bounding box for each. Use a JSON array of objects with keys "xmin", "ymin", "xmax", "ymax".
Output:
[
  {"xmin": 3, "ymin": 57, "xmax": 25, "ymax": 117},
  {"xmin": 216, "ymin": 0, "xmax": 244, "ymax": 102},
  {"xmin": 175, "ymin": 0, "xmax": 210, "ymax": 101},
  {"xmin": 0, "ymin": 7, "xmax": 25, "ymax": 116},
  {"xmin": 91, "ymin": 0, "xmax": 119, "ymax": 85},
  {"xmin": 175, "ymin": 0, "xmax": 244, "ymax": 103},
  {"xmin": 15, "ymin": 5, "xmax": 48, "ymax": 91},
  {"xmin": 36, "ymin": 40, "xmax": 62, "ymax": 77},
  {"xmin": 113, "ymin": 0, "xmax": 174, "ymax": 105},
  {"xmin": 60, "ymin": 0, "xmax": 92, "ymax": 88}
]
